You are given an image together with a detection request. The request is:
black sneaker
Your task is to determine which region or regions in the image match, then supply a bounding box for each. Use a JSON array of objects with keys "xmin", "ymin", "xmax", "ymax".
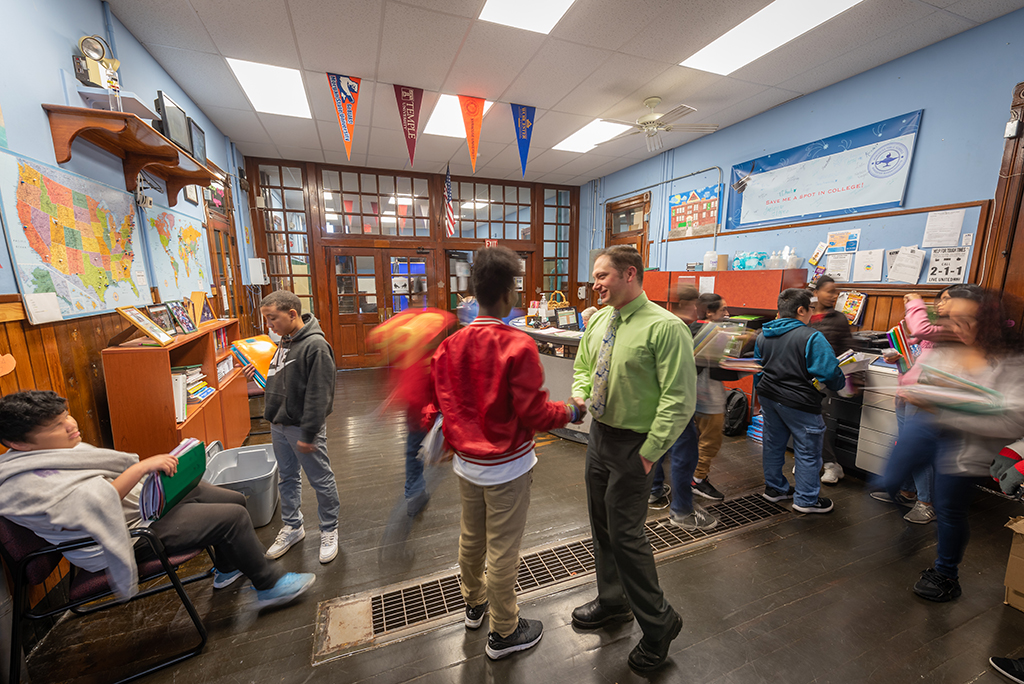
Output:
[
  {"xmin": 648, "ymin": 484, "xmax": 671, "ymax": 509},
  {"xmin": 793, "ymin": 497, "xmax": 834, "ymax": 514},
  {"xmin": 989, "ymin": 656, "xmax": 1024, "ymax": 684},
  {"xmin": 485, "ymin": 617, "xmax": 543, "ymax": 660},
  {"xmin": 914, "ymin": 567, "xmax": 962, "ymax": 602},
  {"xmin": 762, "ymin": 484, "xmax": 795, "ymax": 502},
  {"xmin": 691, "ymin": 479, "xmax": 725, "ymax": 501},
  {"xmin": 465, "ymin": 601, "xmax": 488, "ymax": 629}
]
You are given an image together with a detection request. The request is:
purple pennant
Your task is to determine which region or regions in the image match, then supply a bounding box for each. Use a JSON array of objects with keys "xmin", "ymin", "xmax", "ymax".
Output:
[{"xmin": 393, "ymin": 85, "xmax": 423, "ymax": 167}]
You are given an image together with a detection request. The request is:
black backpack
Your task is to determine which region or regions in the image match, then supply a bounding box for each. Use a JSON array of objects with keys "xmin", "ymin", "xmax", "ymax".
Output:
[{"xmin": 722, "ymin": 389, "xmax": 749, "ymax": 436}]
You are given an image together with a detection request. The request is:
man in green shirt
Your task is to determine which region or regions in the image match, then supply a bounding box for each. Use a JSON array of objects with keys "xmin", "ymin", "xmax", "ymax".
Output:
[{"xmin": 570, "ymin": 245, "xmax": 696, "ymax": 673}]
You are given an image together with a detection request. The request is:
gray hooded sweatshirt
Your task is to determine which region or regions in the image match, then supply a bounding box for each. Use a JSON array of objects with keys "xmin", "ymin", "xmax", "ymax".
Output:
[{"xmin": 263, "ymin": 313, "xmax": 336, "ymax": 442}]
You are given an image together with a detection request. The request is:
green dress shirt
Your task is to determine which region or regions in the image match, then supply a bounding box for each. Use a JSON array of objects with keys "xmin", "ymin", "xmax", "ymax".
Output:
[{"xmin": 572, "ymin": 292, "xmax": 697, "ymax": 462}]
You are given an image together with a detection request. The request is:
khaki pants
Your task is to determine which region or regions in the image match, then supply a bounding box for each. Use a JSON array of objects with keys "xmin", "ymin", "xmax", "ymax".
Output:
[
  {"xmin": 693, "ymin": 412, "xmax": 724, "ymax": 480},
  {"xmin": 458, "ymin": 469, "xmax": 532, "ymax": 637}
]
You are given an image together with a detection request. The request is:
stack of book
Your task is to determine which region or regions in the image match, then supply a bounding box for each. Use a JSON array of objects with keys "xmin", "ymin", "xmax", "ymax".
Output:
[
  {"xmin": 214, "ymin": 327, "xmax": 229, "ymax": 354},
  {"xmin": 886, "ymin": 322, "xmax": 920, "ymax": 373},
  {"xmin": 693, "ymin": 322, "xmax": 758, "ymax": 372},
  {"xmin": 139, "ymin": 438, "xmax": 206, "ymax": 521},
  {"xmin": 899, "ymin": 364, "xmax": 1004, "ymax": 414},
  {"xmin": 171, "ymin": 364, "xmax": 213, "ymax": 405},
  {"xmin": 836, "ymin": 349, "xmax": 875, "ymax": 375},
  {"xmin": 747, "ymin": 414, "xmax": 764, "ymax": 443}
]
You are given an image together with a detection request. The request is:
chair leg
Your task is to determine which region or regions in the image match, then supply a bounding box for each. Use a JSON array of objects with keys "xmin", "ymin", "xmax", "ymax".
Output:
[{"xmin": 10, "ymin": 582, "xmax": 24, "ymax": 684}]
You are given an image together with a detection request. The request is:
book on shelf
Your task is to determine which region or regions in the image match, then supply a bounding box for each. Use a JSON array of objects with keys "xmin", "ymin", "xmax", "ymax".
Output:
[
  {"xmin": 138, "ymin": 438, "xmax": 206, "ymax": 521},
  {"xmin": 836, "ymin": 291, "xmax": 867, "ymax": 325},
  {"xmin": 171, "ymin": 373, "xmax": 187, "ymax": 422},
  {"xmin": 216, "ymin": 357, "xmax": 234, "ymax": 381}
]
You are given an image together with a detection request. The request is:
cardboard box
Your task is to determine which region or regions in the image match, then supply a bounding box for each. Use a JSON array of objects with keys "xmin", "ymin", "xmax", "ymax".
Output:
[
  {"xmin": 1004, "ymin": 517, "xmax": 1024, "ymax": 611},
  {"xmin": 717, "ymin": 254, "xmax": 729, "ymax": 271}
]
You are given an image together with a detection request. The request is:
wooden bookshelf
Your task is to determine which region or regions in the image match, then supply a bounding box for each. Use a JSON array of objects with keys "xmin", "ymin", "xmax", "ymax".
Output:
[{"xmin": 101, "ymin": 318, "xmax": 249, "ymax": 456}]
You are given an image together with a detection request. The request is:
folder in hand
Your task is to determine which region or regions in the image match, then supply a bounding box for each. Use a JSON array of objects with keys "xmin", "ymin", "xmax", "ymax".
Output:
[{"xmin": 139, "ymin": 438, "xmax": 206, "ymax": 521}]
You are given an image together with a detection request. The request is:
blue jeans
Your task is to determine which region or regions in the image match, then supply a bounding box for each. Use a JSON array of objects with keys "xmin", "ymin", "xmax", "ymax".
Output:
[
  {"xmin": 760, "ymin": 396, "xmax": 825, "ymax": 507},
  {"xmin": 650, "ymin": 418, "xmax": 699, "ymax": 515},
  {"xmin": 893, "ymin": 399, "xmax": 934, "ymax": 503},
  {"xmin": 405, "ymin": 428, "xmax": 428, "ymax": 499},
  {"xmin": 271, "ymin": 423, "xmax": 340, "ymax": 532}
]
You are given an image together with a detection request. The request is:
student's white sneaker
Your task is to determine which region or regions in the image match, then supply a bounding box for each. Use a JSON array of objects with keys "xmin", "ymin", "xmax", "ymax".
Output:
[
  {"xmin": 820, "ymin": 463, "xmax": 844, "ymax": 485},
  {"xmin": 265, "ymin": 525, "xmax": 305, "ymax": 559},
  {"xmin": 319, "ymin": 529, "xmax": 339, "ymax": 563}
]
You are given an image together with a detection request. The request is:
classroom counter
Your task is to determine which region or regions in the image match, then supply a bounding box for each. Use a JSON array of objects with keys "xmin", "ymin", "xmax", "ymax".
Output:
[{"xmin": 509, "ymin": 318, "xmax": 590, "ymax": 444}]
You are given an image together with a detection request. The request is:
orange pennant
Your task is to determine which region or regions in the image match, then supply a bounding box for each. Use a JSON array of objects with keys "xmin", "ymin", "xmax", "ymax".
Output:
[
  {"xmin": 459, "ymin": 95, "xmax": 485, "ymax": 173},
  {"xmin": 327, "ymin": 73, "xmax": 362, "ymax": 161}
]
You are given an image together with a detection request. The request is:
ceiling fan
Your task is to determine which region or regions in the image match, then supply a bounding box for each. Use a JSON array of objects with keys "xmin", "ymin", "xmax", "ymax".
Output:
[{"xmin": 601, "ymin": 97, "xmax": 719, "ymax": 153}]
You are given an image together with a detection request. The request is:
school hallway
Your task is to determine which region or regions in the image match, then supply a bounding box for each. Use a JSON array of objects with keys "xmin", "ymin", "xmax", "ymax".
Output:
[{"xmin": 22, "ymin": 368, "xmax": 1024, "ymax": 684}]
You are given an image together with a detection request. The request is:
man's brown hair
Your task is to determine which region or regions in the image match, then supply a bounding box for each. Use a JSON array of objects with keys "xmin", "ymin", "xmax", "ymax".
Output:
[{"xmin": 598, "ymin": 245, "xmax": 644, "ymax": 284}]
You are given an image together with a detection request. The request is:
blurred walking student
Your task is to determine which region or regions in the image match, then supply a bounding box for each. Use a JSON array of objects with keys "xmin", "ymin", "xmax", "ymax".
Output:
[
  {"xmin": 755, "ymin": 288, "xmax": 845, "ymax": 514},
  {"xmin": 424, "ymin": 246, "xmax": 575, "ymax": 660},
  {"xmin": 808, "ymin": 275, "xmax": 854, "ymax": 485},
  {"xmin": 872, "ymin": 286, "xmax": 964, "ymax": 524},
  {"xmin": 885, "ymin": 288, "xmax": 1024, "ymax": 602}
]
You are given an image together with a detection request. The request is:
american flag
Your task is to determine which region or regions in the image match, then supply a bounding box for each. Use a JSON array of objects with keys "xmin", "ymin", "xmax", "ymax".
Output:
[{"xmin": 444, "ymin": 164, "xmax": 455, "ymax": 237}]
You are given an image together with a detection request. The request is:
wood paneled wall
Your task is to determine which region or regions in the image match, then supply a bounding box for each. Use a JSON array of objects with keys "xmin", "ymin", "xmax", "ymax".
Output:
[{"xmin": 0, "ymin": 296, "xmax": 134, "ymax": 449}]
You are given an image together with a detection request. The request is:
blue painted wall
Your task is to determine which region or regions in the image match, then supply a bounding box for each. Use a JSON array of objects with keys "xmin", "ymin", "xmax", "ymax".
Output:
[
  {"xmin": 580, "ymin": 8, "xmax": 1024, "ymax": 285},
  {"xmin": 0, "ymin": 0, "xmax": 239, "ymax": 295}
]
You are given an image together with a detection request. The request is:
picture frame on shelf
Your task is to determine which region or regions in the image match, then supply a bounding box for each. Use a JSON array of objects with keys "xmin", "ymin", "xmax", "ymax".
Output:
[
  {"xmin": 187, "ymin": 118, "xmax": 206, "ymax": 167},
  {"xmin": 146, "ymin": 304, "xmax": 178, "ymax": 336},
  {"xmin": 199, "ymin": 296, "xmax": 216, "ymax": 324},
  {"xmin": 183, "ymin": 184, "xmax": 199, "ymax": 205},
  {"xmin": 115, "ymin": 306, "xmax": 174, "ymax": 346},
  {"xmin": 166, "ymin": 299, "xmax": 197, "ymax": 334}
]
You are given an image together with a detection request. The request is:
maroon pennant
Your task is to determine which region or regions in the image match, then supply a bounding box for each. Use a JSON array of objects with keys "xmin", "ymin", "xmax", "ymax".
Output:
[{"xmin": 393, "ymin": 84, "xmax": 424, "ymax": 167}]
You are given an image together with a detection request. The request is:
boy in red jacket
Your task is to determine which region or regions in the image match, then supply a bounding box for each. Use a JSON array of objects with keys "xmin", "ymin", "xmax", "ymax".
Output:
[{"xmin": 424, "ymin": 246, "xmax": 578, "ymax": 660}]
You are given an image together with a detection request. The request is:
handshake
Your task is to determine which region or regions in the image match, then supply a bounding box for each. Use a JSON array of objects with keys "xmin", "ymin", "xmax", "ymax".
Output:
[{"xmin": 991, "ymin": 441, "xmax": 1024, "ymax": 497}]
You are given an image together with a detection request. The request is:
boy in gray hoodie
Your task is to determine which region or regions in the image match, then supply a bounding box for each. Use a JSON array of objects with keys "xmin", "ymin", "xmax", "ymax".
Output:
[{"xmin": 258, "ymin": 290, "xmax": 341, "ymax": 564}]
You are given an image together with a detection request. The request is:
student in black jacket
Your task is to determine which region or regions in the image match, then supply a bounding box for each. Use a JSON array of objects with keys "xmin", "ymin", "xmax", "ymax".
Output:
[{"xmin": 809, "ymin": 276, "xmax": 854, "ymax": 485}]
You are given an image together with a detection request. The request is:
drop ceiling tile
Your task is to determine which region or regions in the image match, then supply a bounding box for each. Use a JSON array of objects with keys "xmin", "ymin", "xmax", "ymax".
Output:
[
  {"xmin": 410, "ymin": 134, "xmax": 464, "ymax": 163},
  {"xmin": 945, "ymin": 0, "xmax": 1024, "ymax": 22},
  {"xmin": 325, "ymin": 150, "xmax": 366, "ymax": 166},
  {"xmin": 549, "ymin": 0, "xmax": 675, "ymax": 51},
  {"xmin": 144, "ymin": 45, "xmax": 252, "ymax": 110},
  {"xmin": 501, "ymin": 39, "xmax": 612, "ymax": 110},
  {"xmin": 536, "ymin": 172, "xmax": 577, "ymax": 185},
  {"xmin": 258, "ymin": 115, "xmax": 322, "ymax": 148},
  {"xmin": 307, "ymin": 73, "xmax": 376, "ymax": 126},
  {"xmin": 552, "ymin": 153, "xmax": 619, "ymax": 176},
  {"xmin": 621, "ymin": 0, "xmax": 771, "ymax": 64},
  {"xmin": 289, "ymin": 0, "xmax": 384, "ymax": 74},
  {"xmin": 276, "ymin": 146, "xmax": 325, "ymax": 162},
  {"xmin": 377, "ymin": 4, "xmax": 472, "ymax": 92},
  {"xmin": 368, "ymin": 87, "xmax": 440, "ymax": 132},
  {"xmin": 520, "ymin": 149, "xmax": 578, "ymax": 173},
  {"xmin": 478, "ymin": 105, "xmax": 518, "ymax": 145},
  {"xmin": 109, "ymin": 0, "xmax": 218, "ymax": 52},
  {"xmin": 318, "ymin": 122, "xmax": 371, "ymax": 157},
  {"xmin": 552, "ymin": 55, "xmax": 673, "ymax": 118},
  {"xmin": 366, "ymin": 126, "xmax": 415, "ymax": 159},
  {"xmin": 777, "ymin": 10, "xmax": 975, "ymax": 95},
  {"xmin": 528, "ymin": 110, "xmax": 594, "ymax": 149},
  {"xmin": 729, "ymin": 0, "xmax": 937, "ymax": 87},
  {"xmin": 364, "ymin": 156, "xmax": 410, "ymax": 172},
  {"xmin": 443, "ymin": 22, "xmax": 545, "ymax": 101},
  {"xmin": 236, "ymin": 141, "xmax": 280, "ymax": 158},
  {"xmin": 201, "ymin": 105, "xmax": 272, "ymax": 143},
  {"xmin": 190, "ymin": 0, "xmax": 301, "ymax": 66},
  {"xmin": 397, "ymin": 0, "xmax": 486, "ymax": 18},
  {"xmin": 604, "ymin": 67, "xmax": 723, "ymax": 122},
  {"xmin": 681, "ymin": 78, "xmax": 770, "ymax": 123},
  {"xmin": 698, "ymin": 87, "xmax": 802, "ymax": 133}
]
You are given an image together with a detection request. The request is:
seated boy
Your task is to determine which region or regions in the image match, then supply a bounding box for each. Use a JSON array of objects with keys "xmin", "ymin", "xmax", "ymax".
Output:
[
  {"xmin": 0, "ymin": 390, "xmax": 315, "ymax": 608},
  {"xmin": 754, "ymin": 289, "xmax": 845, "ymax": 514}
]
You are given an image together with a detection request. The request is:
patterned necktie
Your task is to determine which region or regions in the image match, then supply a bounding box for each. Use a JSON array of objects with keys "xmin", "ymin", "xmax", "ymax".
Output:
[{"xmin": 590, "ymin": 309, "xmax": 621, "ymax": 418}]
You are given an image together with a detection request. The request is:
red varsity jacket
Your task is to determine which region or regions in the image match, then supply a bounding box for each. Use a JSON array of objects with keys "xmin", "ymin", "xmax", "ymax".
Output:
[{"xmin": 423, "ymin": 316, "xmax": 569, "ymax": 465}]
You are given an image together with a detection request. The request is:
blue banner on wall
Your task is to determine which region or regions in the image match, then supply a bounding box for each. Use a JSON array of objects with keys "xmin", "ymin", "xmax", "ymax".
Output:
[
  {"xmin": 725, "ymin": 110, "xmax": 922, "ymax": 230},
  {"xmin": 511, "ymin": 104, "xmax": 535, "ymax": 177}
]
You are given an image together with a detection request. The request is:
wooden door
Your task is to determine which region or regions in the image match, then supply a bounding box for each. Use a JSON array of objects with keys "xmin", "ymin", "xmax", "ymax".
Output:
[
  {"xmin": 606, "ymin": 192, "xmax": 651, "ymax": 266},
  {"xmin": 382, "ymin": 249, "xmax": 437, "ymax": 315},
  {"xmin": 330, "ymin": 248, "xmax": 386, "ymax": 369}
]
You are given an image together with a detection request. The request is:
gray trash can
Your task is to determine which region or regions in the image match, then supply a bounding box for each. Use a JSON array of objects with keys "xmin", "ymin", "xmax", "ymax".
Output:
[{"xmin": 203, "ymin": 442, "xmax": 280, "ymax": 528}]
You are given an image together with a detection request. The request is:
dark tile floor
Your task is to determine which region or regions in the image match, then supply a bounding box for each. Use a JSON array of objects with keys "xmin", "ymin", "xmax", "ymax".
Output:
[{"xmin": 22, "ymin": 368, "xmax": 1024, "ymax": 683}]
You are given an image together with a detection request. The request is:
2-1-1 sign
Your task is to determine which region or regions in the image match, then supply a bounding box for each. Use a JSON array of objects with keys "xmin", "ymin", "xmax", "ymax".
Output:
[{"xmin": 926, "ymin": 246, "xmax": 969, "ymax": 284}]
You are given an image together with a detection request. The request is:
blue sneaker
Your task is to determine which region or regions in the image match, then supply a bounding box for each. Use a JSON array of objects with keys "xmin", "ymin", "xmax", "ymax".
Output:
[
  {"xmin": 256, "ymin": 572, "xmax": 316, "ymax": 609},
  {"xmin": 212, "ymin": 568, "xmax": 243, "ymax": 589}
]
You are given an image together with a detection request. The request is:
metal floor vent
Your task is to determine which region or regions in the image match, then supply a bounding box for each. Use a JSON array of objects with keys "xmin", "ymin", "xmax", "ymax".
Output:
[{"xmin": 370, "ymin": 493, "xmax": 786, "ymax": 636}]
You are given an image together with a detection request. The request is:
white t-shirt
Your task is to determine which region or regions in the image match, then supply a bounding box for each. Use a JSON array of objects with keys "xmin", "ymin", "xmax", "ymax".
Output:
[
  {"xmin": 695, "ymin": 369, "xmax": 727, "ymax": 415},
  {"xmin": 453, "ymin": 450, "xmax": 537, "ymax": 487}
]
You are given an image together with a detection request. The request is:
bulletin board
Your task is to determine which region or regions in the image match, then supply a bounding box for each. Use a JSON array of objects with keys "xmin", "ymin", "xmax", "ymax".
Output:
[{"xmin": 704, "ymin": 200, "xmax": 990, "ymax": 287}]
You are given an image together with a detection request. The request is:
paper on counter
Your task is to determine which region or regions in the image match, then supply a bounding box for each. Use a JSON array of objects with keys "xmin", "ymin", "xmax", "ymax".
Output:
[
  {"xmin": 23, "ymin": 292, "xmax": 63, "ymax": 324},
  {"xmin": 699, "ymin": 276, "xmax": 715, "ymax": 294},
  {"xmin": 888, "ymin": 246, "xmax": 925, "ymax": 284},
  {"xmin": 825, "ymin": 253, "xmax": 853, "ymax": 282},
  {"xmin": 922, "ymin": 209, "xmax": 965, "ymax": 247},
  {"xmin": 853, "ymin": 249, "xmax": 883, "ymax": 282}
]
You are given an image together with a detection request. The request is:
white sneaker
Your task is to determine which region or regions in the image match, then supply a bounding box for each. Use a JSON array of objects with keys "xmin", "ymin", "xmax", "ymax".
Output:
[
  {"xmin": 265, "ymin": 525, "xmax": 305, "ymax": 559},
  {"xmin": 820, "ymin": 462, "xmax": 844, "ymax": 485},
  {"xmin": 319, "ymin": 529, "xmax": 339, "ymax": 563}
]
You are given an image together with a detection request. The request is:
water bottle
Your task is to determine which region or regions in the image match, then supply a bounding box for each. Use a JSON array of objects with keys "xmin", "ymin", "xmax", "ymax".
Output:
[{"xmin": 703, "ymin": 251, "xmax": 718, "ymax": 271}]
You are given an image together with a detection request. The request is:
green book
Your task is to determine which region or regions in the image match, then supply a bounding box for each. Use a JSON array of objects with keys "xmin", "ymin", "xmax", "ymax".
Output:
[{"xmin": 139, "ymin": 439, "xmax": 206, "ymax": 521}]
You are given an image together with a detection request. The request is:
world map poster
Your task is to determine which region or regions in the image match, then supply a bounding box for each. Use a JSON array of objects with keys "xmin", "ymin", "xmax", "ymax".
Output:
[
  {"xmin": 0, "ymin": 150, "xmax": 151, "ymax": 317},
  {"xmin": 143, "ymin": 205, "xmax": 211, "ymax": 302}
]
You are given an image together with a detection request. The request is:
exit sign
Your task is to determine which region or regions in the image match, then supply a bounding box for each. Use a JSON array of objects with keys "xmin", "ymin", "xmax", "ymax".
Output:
[{"xmin": 484, "ymin": 239, "xmax": 498, "ymax": 247}]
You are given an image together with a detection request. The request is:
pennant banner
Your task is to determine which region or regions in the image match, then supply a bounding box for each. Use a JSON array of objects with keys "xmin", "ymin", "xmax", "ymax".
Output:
[
  {"xmin": 511, "ymin": 104, "xmax": 536, "ymax": 177},
  {"xmin": 459, "ymin": 95, "xmax": 485, "ymax": 173},
  {"xmin": 326, "ymin": 73, "xmax": 362, "ymax": 160},
  {"xmin": 393, "ymin": 85, "xmax": 423, "ymax": 167}
]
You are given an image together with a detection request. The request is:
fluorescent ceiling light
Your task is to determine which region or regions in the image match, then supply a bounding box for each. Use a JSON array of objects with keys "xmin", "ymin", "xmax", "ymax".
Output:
[
  {"xmin": 553, "ymin": 120, "xmax": 632, "ymax": 153},
  {"xmin": 389, "ymin": 196, "xmax": 414, "ymax": 205},
  {"xmin": 461, "ymin": 201, "xmax": 490, "ymax": 210},
  {"xmin": 325, "ymin": 212, "xmax": 340, "ymax": 220},
  {"xmin": 424, "ymin": 95, "xmax": 494, "ymax": 138},
  {"xmin": 226, "ymin": 58, "xmax": 311, "ymax": 118},
  {"xmin": 478, "ymin": 0, "xmax": 576, "ymax": 34},
  {"xmin": 381, "ymin": 216, "xmax": 397, "ymax": 223},
  {"xmin": 681, "ymin": 0, "xmax": 867, "ymax": 75}
]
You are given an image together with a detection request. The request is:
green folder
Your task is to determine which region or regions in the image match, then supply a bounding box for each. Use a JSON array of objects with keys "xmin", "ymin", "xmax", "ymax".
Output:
[{"xmin": 143, "ymin": 441, "xmax": 206, "ymax": 521}]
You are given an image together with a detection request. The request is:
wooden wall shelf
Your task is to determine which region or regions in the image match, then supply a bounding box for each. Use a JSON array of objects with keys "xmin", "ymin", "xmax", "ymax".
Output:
[{"xmin": 41, "ymin": 104, "xmax": 216, "ymax": 207}]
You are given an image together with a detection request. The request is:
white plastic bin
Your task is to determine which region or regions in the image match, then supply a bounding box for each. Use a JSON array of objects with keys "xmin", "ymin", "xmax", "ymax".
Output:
[{"xmin": 203, "ymin": 442, "xmax": 279, "ymax": 528}]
